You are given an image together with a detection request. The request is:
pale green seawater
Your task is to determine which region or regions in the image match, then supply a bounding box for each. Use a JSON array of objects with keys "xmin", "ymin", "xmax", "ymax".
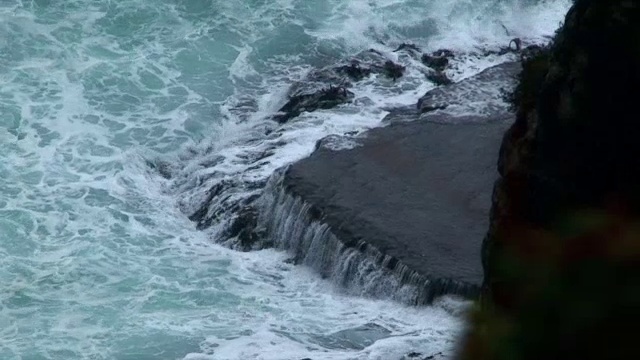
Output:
[{"xmin": 1, "ymin": 1, "xmax": 570, "ymax": 359}]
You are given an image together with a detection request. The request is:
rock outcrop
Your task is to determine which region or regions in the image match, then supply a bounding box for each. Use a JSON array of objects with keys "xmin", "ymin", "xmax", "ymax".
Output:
[
  {"xmin": 260, "ymin": 117, "xmax": 510, "ymax": 304},
  {"xmin": 458, "ymin": 1, "xmax": 640, "ymax": 359},
  {"xmin": 186, "ymin": 44, "xmax": 512, "ymax": 253},
  {"xmin": 273, "ymin": 86, "xmax": 355, "ymax": 124},
  {"xmin": 273, "ymin": 49, "xmax": 406, "ymax": 123},
  {"xmin": 417, "ymin": 62, "xmax": 520, "ymax": 123},
  {"xmin": 255, "ymin": 61, "xmax": 522, "ymax": 304}
]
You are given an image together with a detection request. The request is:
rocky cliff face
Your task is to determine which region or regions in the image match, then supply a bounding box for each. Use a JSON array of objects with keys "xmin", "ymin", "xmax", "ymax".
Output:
[{"xmin": 458, "ymin": 0, "xmax": 640, "ymax": 359}]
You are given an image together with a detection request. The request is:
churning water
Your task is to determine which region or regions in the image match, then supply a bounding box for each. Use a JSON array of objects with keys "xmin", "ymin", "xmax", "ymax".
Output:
[{"xmin": 1, "ymin": 1, "xmax": 570, "ymax": 359}]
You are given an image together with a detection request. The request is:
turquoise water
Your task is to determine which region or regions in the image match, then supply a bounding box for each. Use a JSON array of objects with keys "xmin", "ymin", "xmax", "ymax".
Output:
[{"xmin": 1, "ymin": 1, "xmax": 570, "ymax": 359}]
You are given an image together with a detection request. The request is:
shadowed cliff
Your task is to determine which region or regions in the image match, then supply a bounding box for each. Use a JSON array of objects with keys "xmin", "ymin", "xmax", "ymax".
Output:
[{"xmin": 457, "ymin": 0, "xmax": 640, "ymax": 359}]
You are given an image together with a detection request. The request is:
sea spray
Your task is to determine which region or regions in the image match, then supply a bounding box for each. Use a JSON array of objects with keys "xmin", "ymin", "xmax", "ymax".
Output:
[{"xmin": 0, "ymin": 0, "xmax": 572, "ymax": 358}]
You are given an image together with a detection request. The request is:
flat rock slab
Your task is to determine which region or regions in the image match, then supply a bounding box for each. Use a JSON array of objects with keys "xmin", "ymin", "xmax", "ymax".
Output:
[
  {"xmin": 418, "ymin": 62, "xmax": 521, "ymax": 123},
  {"xmin": 283, "ymin": 116, "xmax": 513, "ymax": 287}
]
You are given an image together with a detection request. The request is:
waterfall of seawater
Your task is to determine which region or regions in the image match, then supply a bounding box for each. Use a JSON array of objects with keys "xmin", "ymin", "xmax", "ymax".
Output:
[
  {"xmin": 0, "ymin": 0, "xmax": 571, "ymax": 358},
  {"xmin": 257, "ymin": 172, "xmax": 479, "ymax": 305}
]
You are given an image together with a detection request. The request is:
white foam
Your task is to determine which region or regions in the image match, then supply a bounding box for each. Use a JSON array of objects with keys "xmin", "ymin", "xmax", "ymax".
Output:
[
  {"xmin": 183, "ymin": 250, "xmax": 469, "ymax": 360},
  {"xmin": 310, "ymin": 0, "xmax": 571, "ymax": 51},
  {"xmin": 0, "ymin": 0, "xmax": 571, "ymax": 358}
]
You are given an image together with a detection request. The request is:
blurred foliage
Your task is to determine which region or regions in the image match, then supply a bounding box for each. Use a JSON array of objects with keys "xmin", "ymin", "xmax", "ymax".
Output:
[
  {"xmin": 459, "ymin": 0, "xmax": 640, "ymax": 358},
  {"xmin": 459, "ymin": 208, "xmax": 640, "ymax": 360}
]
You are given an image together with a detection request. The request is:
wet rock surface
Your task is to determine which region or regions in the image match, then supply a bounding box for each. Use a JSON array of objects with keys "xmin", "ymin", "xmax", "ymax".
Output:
[
  {"xmin": 381, "ymin": 105, "xmax": 419, "ymax": 124},
  {"xmin": 273, "ymin": 49, "xmax": 407, "ymax": 123},
  {"xmin": 183, "ymin": 39, "xmax": 533, "ymax": 247},
  {"xmin": 425, "ymin": 71, "xmax": 453, "ymax": 86},
  {"xmin": 270, "ymin": 42, "xmax": 529, "ymax": 124},
  {"xmin": 282, "ymin": 115, "xmax": 513, "ymax": 293},
  {"xmin": 421, "ymin": 53, "xmax": 450, "ymax": 72},
  {"xmin": 273, "ymin": 86, "xmax": 355, "ymax": 124},
  {"xmin": 393, "ymin": 43, "xmax": 422, "ymax": 55},
  {"xmin": 420, "ymin": 49, "xmax": 455, "ymax": 86},
  {"xmin": 335, "ymin": 62, "xmax": 373, "ymax": 81},
  {"xmin": 225, "ymin": 206, "xmax": 261, "ymax": 251},
  {"xmin": 403, "ymin": 351, "xmax": 445, "ymax": 360},
  {"xmin": 417, "ymin": 62, "xmax": 521, "ymax": 122},
  {"xmin": 183, "ymin": 36, "xmax": 531, "ymax": 303},
  {"xmin": 381, "ymin": 61, "xmax": 521, "ymax": 126}
]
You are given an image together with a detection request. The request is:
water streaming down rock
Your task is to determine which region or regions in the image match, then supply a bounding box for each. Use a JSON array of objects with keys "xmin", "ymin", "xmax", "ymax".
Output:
[
  {"xmin": 242, "ymin": 59, "xmax": 522, "ymax": 306},
  {"xmin": 256, "ymin": 172, "xmax": 480, "ymax": 305},
  {"xmin": 178, "ymin": 48, "xmax": 414, "ymax": 242},
  {"xmin": 197, "ymin": 56, "xmax": 524, "ymax": 306},
  {"xmin": 177, "ymin": 38, "xmax": 530, "ymax": 251},
  {"xmin": 0, "ymin": 0, "xmax": 574, "ymax": 358}
]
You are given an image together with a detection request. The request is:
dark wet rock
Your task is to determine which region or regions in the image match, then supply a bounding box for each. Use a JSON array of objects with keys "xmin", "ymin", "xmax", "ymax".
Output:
[
  {"xmin": 393, "ymin": 43, "xmax": 422, "ymax": 59},
  {"xmin": 403, "ymin": 352, "xmax": 444, "ymax": 360},
  {"xmin": 405, "ymin": 352, "xmax": 423, "ymax": 359},
  {"xmin": 423, "ymin": 353, "xmax": 444, "ymax": 360},
  {"xmin": 287, "ymin": 69, "xmax": 351, "ymax": 98},
  {"xmin": 519, "ymin": 44, "xmax": 546, "ymax": 62},
  {"xmin": 432, "ymin": 49, "xmax": 455, "ymax": 58},
  {"xmin": 187, "ymin": 179, "xmax": 264, "ymax": 231},
  {"xmin": 421, "ymin": 49, "xmax": 454, "ymax": 72},
  {"xmin": 426, "ymin": 70, "xmax": 453, "ymax": 86},
  {"xmin": 367, "ymin": 48, "xmax": 384, "ymax": 56},
  {"xmin": 271, "ymin": 49, "xmax": 407, "ymax": 123},
  {"xmin": 225, "ymin": 206, "xmax": 260, "ymax": 251},
  {"xmin": 283, "ymin": 116, "xmax": 513, "ymax": 300},
  {"xmin": 335, "ymin": 61, "xmax": 373, "ymax": 81},
  {"xmin": 393, "ymin": 43, "xmax": 422, "ymax": 54},
  {"xmin": 418, "ymin": 49, "xmax": 455, "ymax": 86},
  {"xmin": 184, "ymin": 46, "xmax": 418, "ymax": 250},
  {"xmin": 418, "ymin": 102, "xmax": 448, "ymax": 114},
  {"xmin": 236, "ymin": 148, "xmax": 276, "ymax": 164},
  {"xmin": 381, "ymin": 105, "xmax": 419, "ymax": 123},
  {"xmin": 268, "ymin": 48, "xmax": 411, "ymax": 123},
  {"xmin": 313, "ymin": 134, "xmax": 361, "ymax": 152},
  {"xmin": 421, "ymin": 54, "xmax": 449, "ymax": 72},
  {"xmin": 334, "ymin": 58, "xmax": 405, "ymax": 82},
  {"xmin": 382, "ymin": 60, "xmax": 405, "ymax": 81},
  {"xmin": 351, "ymin": 50, "xmax": 405, "ymax": 79},
  {"xmin": 272, "ymin": 86, "xmax": 355, "ymax": 123},
  {"xmin": 332, "ymin": 49, "xmax": 405, "ymax": 82},
  {"xmin": 188, "ymin": 181, "xmax": 232, "ymax": 228},
  {"xmin": 270, "ymin": 59, "xmax": 521, "ymax": 301},
  {"xmin": 482, "ymin": 38, "xmax": 541, "ymax": 58},
  {"xmin": 285, "ymin": 52, "xmax": 388, "ymax": 99},
  {"xmin": 417, "ymin": 61, "xmax": 521, "ymax": 122}
]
